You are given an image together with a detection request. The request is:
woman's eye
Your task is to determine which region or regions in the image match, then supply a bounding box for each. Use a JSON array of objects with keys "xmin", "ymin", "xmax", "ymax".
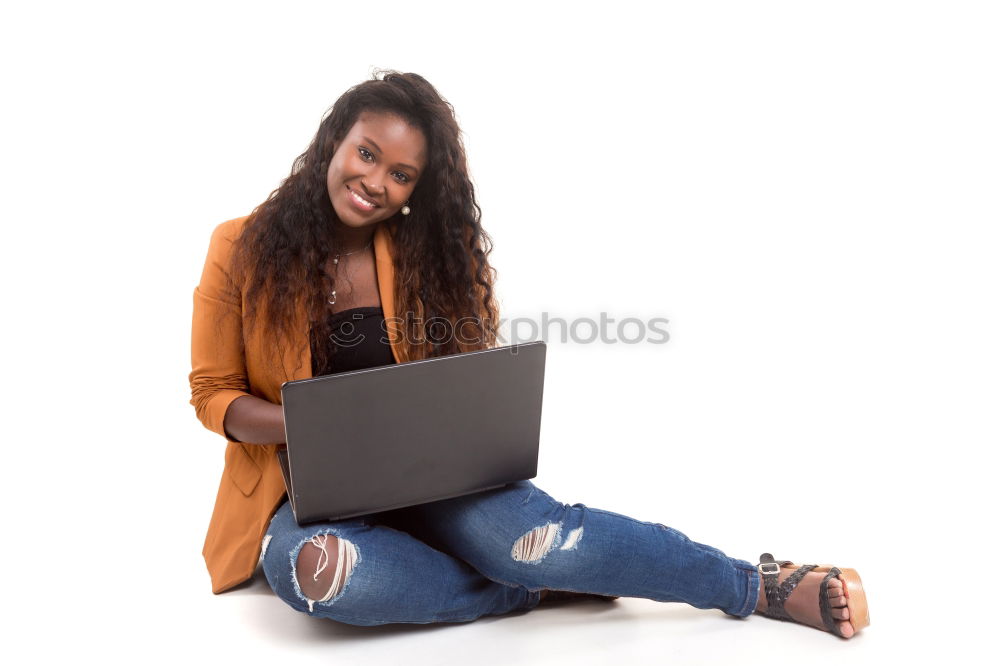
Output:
[
  {"xmin": 358, "ymin": 147, "xmax": 374, "ymax": 162},
  {"xmin": 393, "ymin": 172, "xmax": 409, "ymax": 184}
]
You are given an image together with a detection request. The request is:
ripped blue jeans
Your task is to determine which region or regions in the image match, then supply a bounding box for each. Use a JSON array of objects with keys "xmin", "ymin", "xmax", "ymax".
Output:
[{"xmin": 261, "ymin": 480, "xmax": 760, "ymax": 626}]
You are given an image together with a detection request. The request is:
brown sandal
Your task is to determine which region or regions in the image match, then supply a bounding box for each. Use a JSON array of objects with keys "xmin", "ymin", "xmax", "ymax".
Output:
[{"xmin": 756, "ymin": 553, "xmax": 870, "ymax": 638}]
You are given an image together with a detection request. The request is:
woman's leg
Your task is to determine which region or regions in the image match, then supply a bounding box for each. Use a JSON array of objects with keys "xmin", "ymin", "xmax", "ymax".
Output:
[
  {"xmin": 392, "ymin": 480, "xmax": 760, "ymax": 618},
  {"xmin": 261, "ymin": 500, "xmax": 542, "ymax": 626}
]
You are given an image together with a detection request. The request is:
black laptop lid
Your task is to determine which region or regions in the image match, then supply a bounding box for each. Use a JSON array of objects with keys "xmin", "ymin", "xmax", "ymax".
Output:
[{"xmin": 280, "ymin": 341, "xmax": 546, "ymax": 524}]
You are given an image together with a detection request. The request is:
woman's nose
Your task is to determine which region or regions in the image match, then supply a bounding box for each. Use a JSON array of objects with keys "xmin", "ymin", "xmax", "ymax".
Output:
[{"xmin": 361, "ymin": 174, "xmax": 386, "ymax": 196}]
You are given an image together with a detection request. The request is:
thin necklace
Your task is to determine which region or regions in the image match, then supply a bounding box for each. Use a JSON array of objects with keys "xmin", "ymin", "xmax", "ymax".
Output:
[{"xmin": 328, "ymin": 238, "xmax": 373, "ymax": 305}]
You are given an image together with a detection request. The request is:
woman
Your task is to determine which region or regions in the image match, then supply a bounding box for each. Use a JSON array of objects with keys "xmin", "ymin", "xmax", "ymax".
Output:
[{"xmin": 188, "ymin": 70, "xmax": 869, "ymax": 637}]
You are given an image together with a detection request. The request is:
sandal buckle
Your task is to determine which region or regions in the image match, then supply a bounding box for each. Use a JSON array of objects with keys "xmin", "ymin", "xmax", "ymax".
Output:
[{"xmin": 758, "ymin": 562, "xmax": 781, "ymax": 576}]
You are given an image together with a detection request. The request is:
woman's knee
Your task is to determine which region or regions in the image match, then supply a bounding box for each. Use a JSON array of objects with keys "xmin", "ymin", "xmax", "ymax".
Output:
[
  {"xmin": 295, "ymin": 532, "xmax": 358, "ymax": 606},
  {"xmin": 262, "ymin": 526, "xmax": 368, "ymax": 617}
]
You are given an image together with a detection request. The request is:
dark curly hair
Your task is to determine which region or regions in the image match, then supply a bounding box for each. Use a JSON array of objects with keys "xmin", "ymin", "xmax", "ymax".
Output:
[{"xmin": 229, "ymin": 70, "xmax": 499, "ymax": 374}]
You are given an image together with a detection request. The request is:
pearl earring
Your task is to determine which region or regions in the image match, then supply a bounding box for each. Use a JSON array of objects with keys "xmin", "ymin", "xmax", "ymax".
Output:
[{"xmin": 401, "ymin": 201, "xmax": 411, "ymax": 216}]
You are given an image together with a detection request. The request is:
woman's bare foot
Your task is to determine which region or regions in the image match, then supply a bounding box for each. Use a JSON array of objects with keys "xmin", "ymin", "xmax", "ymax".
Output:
[{"xmin": 756, "ymin": 567, "xmax": 855, "ymax": 638}]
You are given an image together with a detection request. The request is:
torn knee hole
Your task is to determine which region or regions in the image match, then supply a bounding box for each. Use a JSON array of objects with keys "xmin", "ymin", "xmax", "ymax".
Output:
[
  {"xmin": 295, "ymin": 533, "xmax": 357, "ymax": 608},
  {"xmin": 511, "ymin": 522, "xmax": 562, "ymax": 562}
]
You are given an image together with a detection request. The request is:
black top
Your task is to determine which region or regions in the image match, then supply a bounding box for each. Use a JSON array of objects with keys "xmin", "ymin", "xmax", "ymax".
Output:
[{"xmin": 310, "ymin": 306, "xmax": 396, "ymax": 376}]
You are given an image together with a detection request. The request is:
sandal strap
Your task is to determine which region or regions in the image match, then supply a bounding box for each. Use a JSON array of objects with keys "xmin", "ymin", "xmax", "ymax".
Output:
[
  {"xmin": 757, "ymin": 553, "xmax": 818, "ymax": 621},
  {"xmin": 758, "ymin": 553, "xmax": 790, "ymax": 619},
  {"xmin": 818, "ymin": 567, "xmax": 845, "ymax": 637},
  {"xmin": 757, "ymin": 553, "xmax": 789, "ymax": 620}
]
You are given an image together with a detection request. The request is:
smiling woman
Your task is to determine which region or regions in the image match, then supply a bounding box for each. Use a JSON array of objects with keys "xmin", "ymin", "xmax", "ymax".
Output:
[
  {"xmin": 222, "ymin": 74, "xmax": 498, "ymax": 379},
  {"xmin": 327, "ymin": 112, "xmax": 425, "ymax": 228},
  {"xmin": 188, "ymin": 70, "xmax": 869, "ymax": 638}
]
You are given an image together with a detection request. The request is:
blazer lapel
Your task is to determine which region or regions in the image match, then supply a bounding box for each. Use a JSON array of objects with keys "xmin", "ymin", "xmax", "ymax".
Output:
[{"xmin": 374, "ymin": 223, "xmax": 403, "ymax": 364}]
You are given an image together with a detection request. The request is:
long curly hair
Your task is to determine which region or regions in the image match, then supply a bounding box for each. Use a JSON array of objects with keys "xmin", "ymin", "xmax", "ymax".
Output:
[{"xmin": 229, "ymin": 70, "xmax": 499, "ymax": 375}]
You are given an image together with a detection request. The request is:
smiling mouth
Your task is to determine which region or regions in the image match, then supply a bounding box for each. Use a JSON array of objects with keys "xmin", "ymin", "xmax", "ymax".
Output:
[{"xmin": 347, "ymin": 186, "xmax": 379, "ymax": 210}]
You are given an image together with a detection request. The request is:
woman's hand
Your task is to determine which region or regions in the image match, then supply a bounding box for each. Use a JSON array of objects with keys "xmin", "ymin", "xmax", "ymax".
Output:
[{"xmin": 223, "ymin": 395, "xmax": 286, "ymax": 445}]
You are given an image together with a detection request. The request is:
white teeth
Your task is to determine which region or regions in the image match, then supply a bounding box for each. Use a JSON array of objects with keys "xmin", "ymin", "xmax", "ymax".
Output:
[{"xmin": 350, "ymin": 190, "xmax": 376, "ymax": 208}]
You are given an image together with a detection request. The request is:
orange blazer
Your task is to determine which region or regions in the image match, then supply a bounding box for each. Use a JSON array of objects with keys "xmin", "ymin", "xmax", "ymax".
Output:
[{"xmin": 189, "ymin": 215, "xmax": 403, "ymax": 594}]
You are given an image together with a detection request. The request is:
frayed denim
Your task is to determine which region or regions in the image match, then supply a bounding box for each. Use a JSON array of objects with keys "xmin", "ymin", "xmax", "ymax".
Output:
[{"xmin": 261, "ymin": 480, "xmax": 760, "ymax": 626}]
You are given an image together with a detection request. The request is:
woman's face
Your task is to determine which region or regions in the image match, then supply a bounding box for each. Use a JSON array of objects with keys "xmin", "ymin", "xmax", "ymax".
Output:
[{"xmin": 326, "ymin": 111, "xmax": 427, "ymax": 230}]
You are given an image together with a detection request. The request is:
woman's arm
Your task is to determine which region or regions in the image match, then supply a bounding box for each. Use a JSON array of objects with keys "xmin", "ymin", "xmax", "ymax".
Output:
[
  {"xmin": 189, "ymin": 219, "xmax": 257, "ymax": 439},
  {"xmin": 223, "ymin": 394, "xmax": 286, "ymax": 445}
]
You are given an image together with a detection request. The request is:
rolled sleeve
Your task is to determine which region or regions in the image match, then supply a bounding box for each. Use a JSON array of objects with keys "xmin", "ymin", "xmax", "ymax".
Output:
[{"xmin": 189, "ymin": 220, "xmax": 253, "ymax": 439}]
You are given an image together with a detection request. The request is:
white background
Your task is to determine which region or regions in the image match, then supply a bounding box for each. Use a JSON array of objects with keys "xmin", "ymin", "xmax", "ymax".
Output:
[{"xmin": 3, "ymin": 1, "xmax": 997, "ymax": 663}]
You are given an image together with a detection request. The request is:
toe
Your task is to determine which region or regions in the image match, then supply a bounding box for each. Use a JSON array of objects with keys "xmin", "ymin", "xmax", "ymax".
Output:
[
  {"xmin": 832, "ymin": 607, "xmax": 850, "ymax": 620},
  {"xmin": 838, "ymin": 620, "xmax": 854, "ymax": 638}
]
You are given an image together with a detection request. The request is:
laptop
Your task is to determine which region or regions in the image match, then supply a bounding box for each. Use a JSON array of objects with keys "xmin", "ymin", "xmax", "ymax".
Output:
[{"xmin": 278, "ymin": 340, "xmax": 546, "ymax": 525}]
